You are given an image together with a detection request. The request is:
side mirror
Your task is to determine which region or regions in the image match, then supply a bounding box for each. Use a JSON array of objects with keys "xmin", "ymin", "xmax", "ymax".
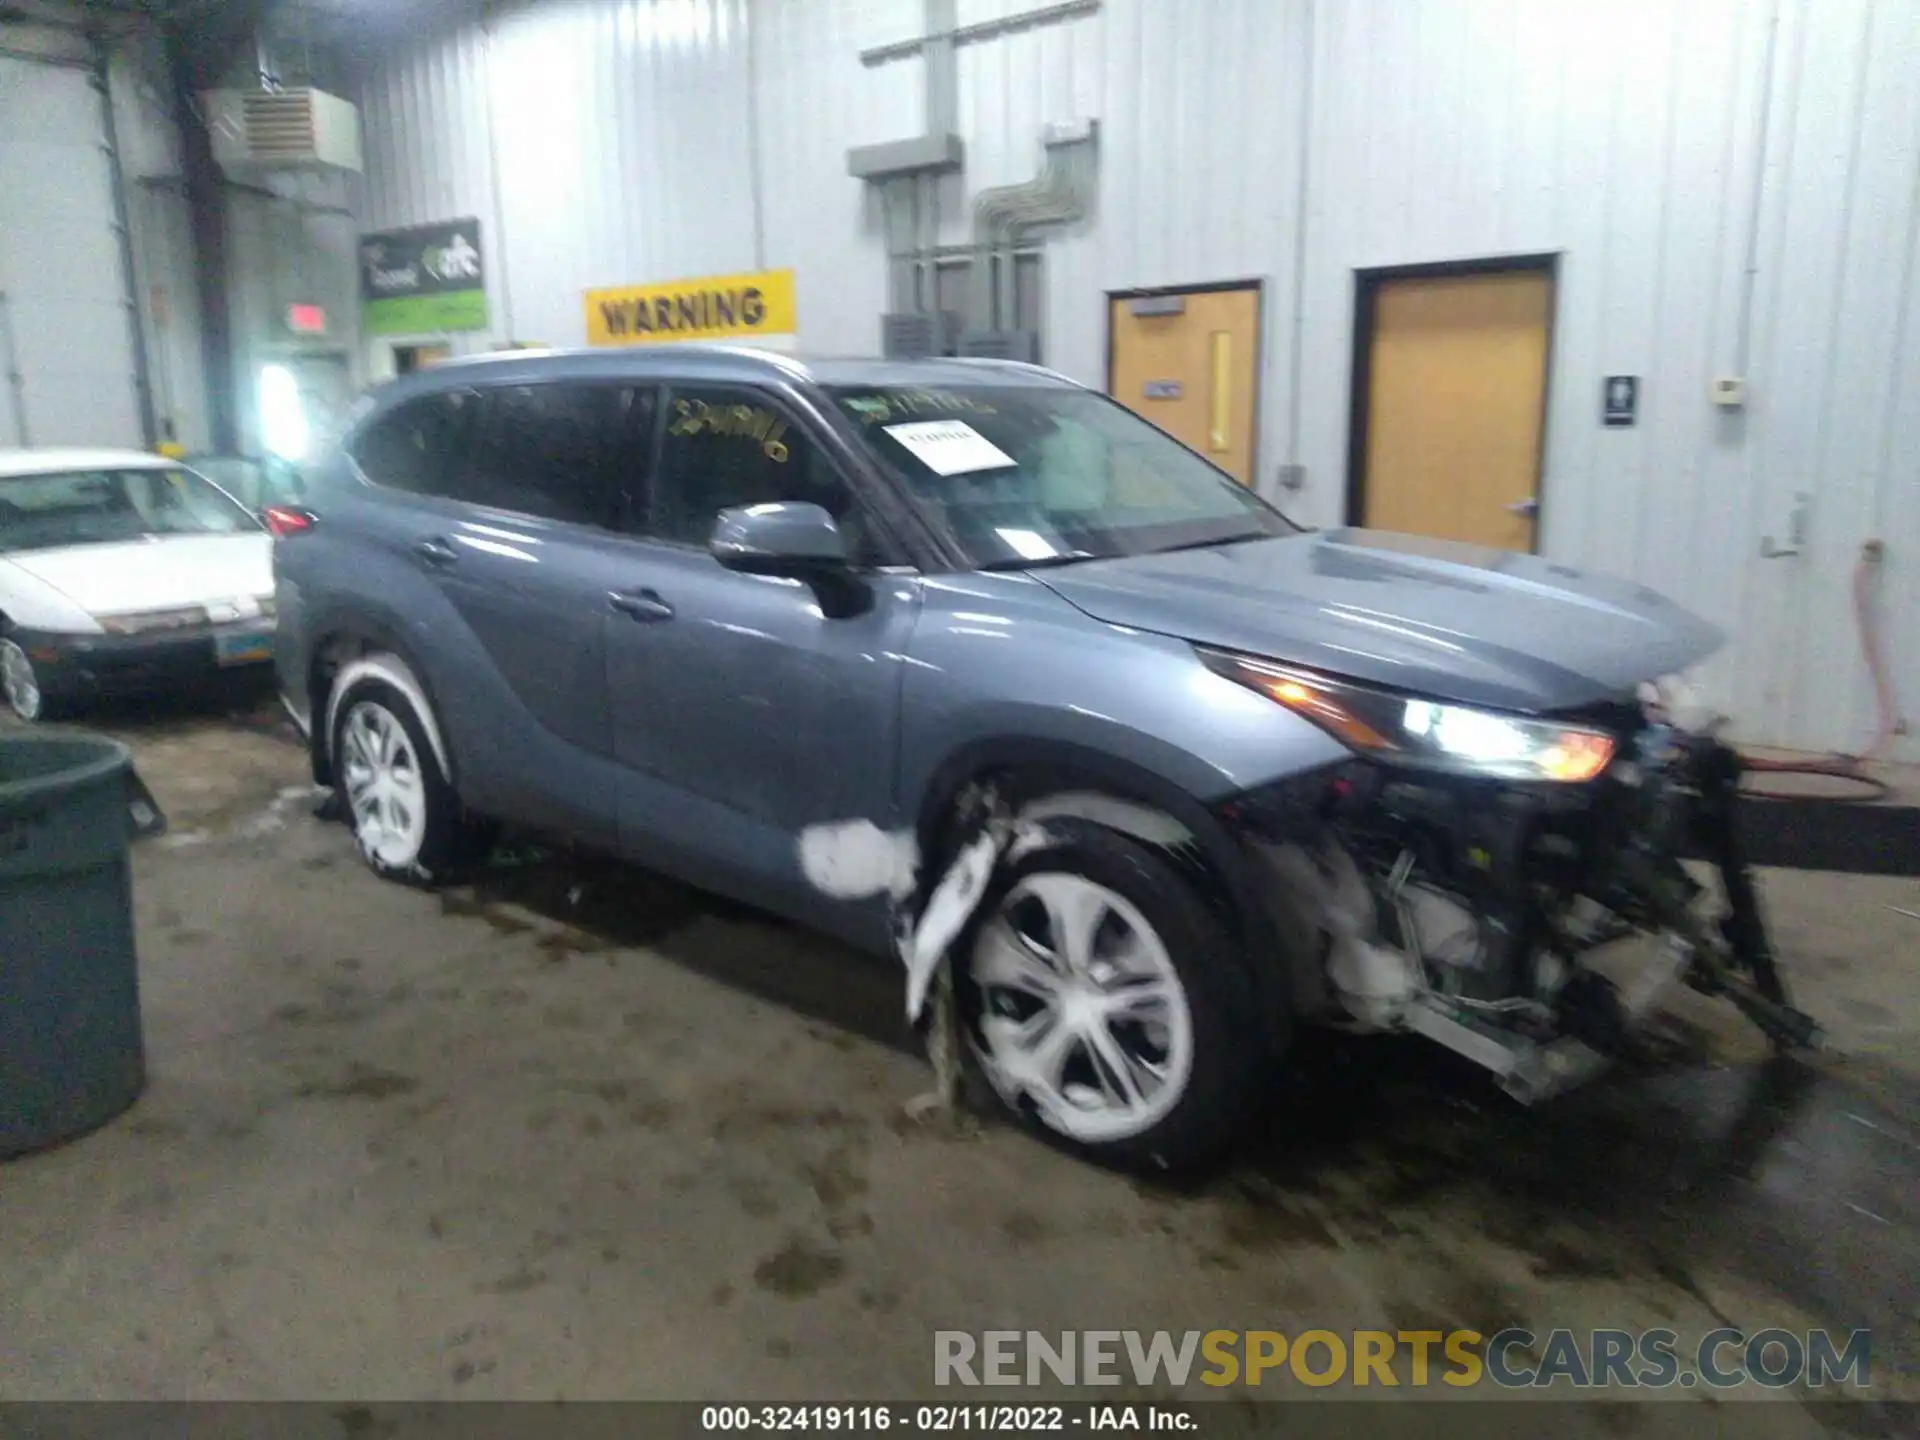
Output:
[{"xmin": 710, "ymin": 502, "xmax": 849, "ymax": 576}]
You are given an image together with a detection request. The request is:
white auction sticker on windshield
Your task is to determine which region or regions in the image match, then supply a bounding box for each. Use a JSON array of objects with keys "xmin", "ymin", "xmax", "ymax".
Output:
[{"xmin": 882, "ymin": 420, "xmax": 1016, "ymax": 476}]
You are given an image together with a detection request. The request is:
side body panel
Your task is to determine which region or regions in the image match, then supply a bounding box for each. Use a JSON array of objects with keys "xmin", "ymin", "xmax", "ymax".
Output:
[
  {"xmin": 896, "ymin": 572, "xmax": 1350, "ymax": 819},
  {"xmin": 607, "ymin": 552, "xmax": 923, "ymax": 952},
  {"xmin": 274, "ymin": 447, "xmax": 630, "ymax": 850}
]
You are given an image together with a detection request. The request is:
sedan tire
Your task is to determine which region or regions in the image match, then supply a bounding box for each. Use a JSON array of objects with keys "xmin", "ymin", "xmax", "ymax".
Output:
[{"xmin": 0, "ymin": 636, "xmax": 57, "ymax": 723}]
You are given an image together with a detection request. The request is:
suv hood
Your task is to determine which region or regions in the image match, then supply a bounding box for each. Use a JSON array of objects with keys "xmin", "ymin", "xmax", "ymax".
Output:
[{"xmin": 1033, "ymin": 528, "xmax": 1723, "ymax": 714}]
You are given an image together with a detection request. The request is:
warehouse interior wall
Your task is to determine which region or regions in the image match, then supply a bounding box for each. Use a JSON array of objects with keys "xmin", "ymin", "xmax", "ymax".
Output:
[
  {"xmin": 108, "ymin": 29, "xmax": 211, "ymax": 455},
  {"xmin": 349, "ymin": 0, "xmax": 1916, "ymax": 758},
  {"xmin": 0, "ymin": 8, "xmax": 193, "ymax": 451}
]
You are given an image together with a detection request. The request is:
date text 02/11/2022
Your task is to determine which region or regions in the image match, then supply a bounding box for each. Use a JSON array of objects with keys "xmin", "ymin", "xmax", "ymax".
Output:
[{"xmin": 699, "ymin": 1406, "xmax": 1194, "ymax": 1432}]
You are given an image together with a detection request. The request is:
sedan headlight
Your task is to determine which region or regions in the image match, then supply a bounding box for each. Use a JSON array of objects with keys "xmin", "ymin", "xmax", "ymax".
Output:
[{"xmin": 1198, "ymin": 648, "xmax": 1617, "ymax": 783}]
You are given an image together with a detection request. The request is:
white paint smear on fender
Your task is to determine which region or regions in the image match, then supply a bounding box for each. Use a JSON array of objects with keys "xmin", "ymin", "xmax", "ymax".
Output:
[{"xmin": 797, "ymin": 820, "xmax": 920, "ymax": 901}]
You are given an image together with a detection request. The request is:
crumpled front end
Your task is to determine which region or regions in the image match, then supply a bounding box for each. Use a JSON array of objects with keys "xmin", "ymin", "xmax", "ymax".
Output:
[{"xmin": 1219, "ymin": 685, "xmax": 1821, "ymax": 1104}]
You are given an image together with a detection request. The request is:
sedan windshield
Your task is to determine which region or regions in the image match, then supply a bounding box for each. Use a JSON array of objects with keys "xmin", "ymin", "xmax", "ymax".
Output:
[
  {"xmin": 829, "ymin": 384, "xmax": 1296, "ymax": 569},
  {"xmin": 0, "ymin": 468, "xmax": 260, "ymax": 555}
]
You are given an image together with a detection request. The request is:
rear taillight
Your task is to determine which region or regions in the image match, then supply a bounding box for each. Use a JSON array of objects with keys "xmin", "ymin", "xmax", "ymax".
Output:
[{"xmin": 263, "ymin": 506, "xmax": 316, "ymax": 538}]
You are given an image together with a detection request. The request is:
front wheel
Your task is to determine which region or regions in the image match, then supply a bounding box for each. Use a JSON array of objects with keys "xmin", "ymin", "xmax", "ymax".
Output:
[
  {"xmin": 0, "ymin": 637, "xmax": 59, "ymax": 722},
  {"xmin": 956, "ymin": 825, "xmax": 1263, "ymax": 1172}
]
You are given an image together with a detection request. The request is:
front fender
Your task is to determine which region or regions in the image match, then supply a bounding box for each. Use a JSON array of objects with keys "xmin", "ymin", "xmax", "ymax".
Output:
[
  {"xmin": 0, "ymin": 564, "xmax": 103, "ymax": 634},
  {"xmin": 897, "ymin": 572, "xmax": 1348, "ymax": 817}
]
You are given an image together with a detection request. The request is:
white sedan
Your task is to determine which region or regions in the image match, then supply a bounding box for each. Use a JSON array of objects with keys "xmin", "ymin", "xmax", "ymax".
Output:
[{"xmin": 0, "ymin": 449, "xmax": 278, "ymax": 721}]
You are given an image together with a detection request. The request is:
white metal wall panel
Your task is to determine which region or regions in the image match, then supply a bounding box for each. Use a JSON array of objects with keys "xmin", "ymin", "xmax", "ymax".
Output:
[
  {"xmin": 361, "ymin": 0, "xmax": 761, "ymax": 352},
  {"xmin": 0, "ymin": 56, "xmax": 142, "ymax": 447},
  {"xmin": 754, "ymin": 0, "xmax": 918, "ymax": 355},
  {"xmin": 358, "ymin": 22, "xmax": 501, "ymax": 358},
  {"xmin": 355, "ymin": 0, "xmax": 1919, "ymax": 756},
  {"xmin": 110, "ymin": 40, "xmax": 211, "ymax": 452},
  {"xmin": 1734, "ymin": 0, "xmax": 1920, "ymax": 755},
  {"xmin": 1292, "ymin": 0, "xmax": 1918, "ymax": 756}
]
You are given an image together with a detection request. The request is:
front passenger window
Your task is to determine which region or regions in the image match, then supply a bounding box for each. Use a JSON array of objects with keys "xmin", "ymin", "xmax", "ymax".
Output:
[{"xmin": 649, "ymin": 386, "xmax": 878, "ymax": 563}]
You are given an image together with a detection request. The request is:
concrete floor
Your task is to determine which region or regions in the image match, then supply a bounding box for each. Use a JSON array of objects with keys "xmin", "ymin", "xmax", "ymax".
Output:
[{"xmin": 2, "ymin": 692, "xmax": 1916, "ymax": 1432}]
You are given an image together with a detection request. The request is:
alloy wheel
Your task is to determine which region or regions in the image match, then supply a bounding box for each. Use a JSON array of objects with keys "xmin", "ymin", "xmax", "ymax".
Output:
[
  {"xmin": 0, "ymin": 640, "xmax": 43, "ymax": 721},
  {"xmin": 339, "ymin": 700, "xmax": 428, "ymax": 868},
  {"xmin": 970, "ymin": 872, "xmax": 1195, "ymax": 1144}
]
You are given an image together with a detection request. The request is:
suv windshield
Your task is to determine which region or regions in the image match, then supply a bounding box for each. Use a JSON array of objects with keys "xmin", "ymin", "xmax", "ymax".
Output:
[
  {"xmin": 0, "ymin": 468, "xmax": 261, "ymax": 555},
  {"xmin": 829, "ymin": 383, "xmax": 1295, "ymax": 568}
]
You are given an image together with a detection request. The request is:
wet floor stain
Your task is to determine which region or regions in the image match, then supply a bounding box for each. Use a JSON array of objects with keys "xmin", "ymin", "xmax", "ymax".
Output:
[
  {"xmin": 294, "ymin": 1063, "xmax": 420, "ymax": 1102},
  {"xmin": 803, "ymin": 1145, "xmax": 870, "ymax": 1212},
  {"xmin": 997, "ymin": 1209, "xmax": 1052, "ymax": 1246},
  {"xmin": 225, "ymin": 803, "xmax": 1920, "ymax": 1384},
  {"xmin": 485, "ymin": 1265, "xmax": 549, "ymax": 1295},
  {"xmin": 753, "ymin": 1236, "xmax": 848, "ymax": 1297},
  {"xmin": 1186, "ymin": 1031, "xmax": 1920, "ymax": 1378}
]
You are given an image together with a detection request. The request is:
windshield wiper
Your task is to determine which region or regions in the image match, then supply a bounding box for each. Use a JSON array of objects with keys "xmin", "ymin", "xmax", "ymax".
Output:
[
  {"xmin": 1146, "ymin": 532, "xmax": 1267, "ymax": 556},
  {"xmin": 976, "ymin": 549, "xmax": 1100, "ymax": 572}
]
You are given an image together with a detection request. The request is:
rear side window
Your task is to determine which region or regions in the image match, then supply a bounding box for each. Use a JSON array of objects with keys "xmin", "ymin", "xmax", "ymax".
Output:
[
  {"xmin": 350, "ymin": 391, "xmax": 473, "ymax": 496},
  {"xmin": 463, "ymin": 383, "xmax": 642, "ymax": 528}
]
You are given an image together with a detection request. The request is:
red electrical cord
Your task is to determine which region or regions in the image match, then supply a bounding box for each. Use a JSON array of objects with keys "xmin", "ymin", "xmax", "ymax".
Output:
[{"xmin": 1740, "ymin": 543, "xmax": 1900, "ymax": 803}]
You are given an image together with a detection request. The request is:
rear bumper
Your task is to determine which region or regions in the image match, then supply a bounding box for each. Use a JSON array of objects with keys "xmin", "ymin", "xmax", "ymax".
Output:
[{"xmin": 17, "ymin": 621, "xmax": 277, "ymax": 700}]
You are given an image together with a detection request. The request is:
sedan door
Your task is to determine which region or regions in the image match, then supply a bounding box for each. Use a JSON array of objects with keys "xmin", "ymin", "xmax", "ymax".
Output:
[{"xmin": 605, "ymin": 383, "xmax": 922, "ymax": 949}]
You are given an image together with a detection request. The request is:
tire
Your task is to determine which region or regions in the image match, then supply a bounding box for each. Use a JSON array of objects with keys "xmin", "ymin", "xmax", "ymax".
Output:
[
  {"xmin": 954, "ymin": 823, "xmax": 1263, "ymax": 1173},
  {"xmin": 0, "ymin": 635, "xmax": 62, "ymax": 723},
  {"xmin": 327, "ymin": 674, "xmax": 489, "ymax": 885}
]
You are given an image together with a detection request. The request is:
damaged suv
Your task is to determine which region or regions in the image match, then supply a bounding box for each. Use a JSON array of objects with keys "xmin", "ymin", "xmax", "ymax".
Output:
[{"xmin": 275, "ymin": 347, "xmax": 1816, "ymax": 1170}]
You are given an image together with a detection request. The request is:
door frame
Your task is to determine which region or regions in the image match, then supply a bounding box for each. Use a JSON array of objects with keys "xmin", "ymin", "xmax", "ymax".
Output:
[
  {"xmin": 1104, "ymin": 277, "xmax": 1267, "ymax": 486},
  {"xmin": 1343, "ymin": 252, "xmax": 1560, "ymax": 549}
]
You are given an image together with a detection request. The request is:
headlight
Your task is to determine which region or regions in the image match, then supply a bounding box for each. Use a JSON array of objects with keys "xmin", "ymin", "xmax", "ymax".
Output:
[{"xmin": 1198, "ymin": 648, "xmax": 1617, "ymax": 783}]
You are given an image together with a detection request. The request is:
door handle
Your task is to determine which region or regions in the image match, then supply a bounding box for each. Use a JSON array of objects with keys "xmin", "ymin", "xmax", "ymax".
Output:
[
  {"xmin": 608, "ymin": 588, "xmax": 675, "ymax": 622},
  {"xmin": 413, "ymin": 537, "xmax": 459, "ymax": 567},
  {"xmin": 1506, "ymin": 498, "xmax": 1540, "ymax": 519}
]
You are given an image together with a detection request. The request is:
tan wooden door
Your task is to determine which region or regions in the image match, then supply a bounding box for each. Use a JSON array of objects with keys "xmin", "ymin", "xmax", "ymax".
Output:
[
  {"xmin": 1360, "ymin": 269, "xmax": 1552, "ymax": 550},
  {"xmin": 1109, "ymin": 286, "xmax": 1261, "ymax": 485}
]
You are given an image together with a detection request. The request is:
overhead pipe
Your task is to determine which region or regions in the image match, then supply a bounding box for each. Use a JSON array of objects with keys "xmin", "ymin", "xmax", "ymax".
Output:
[{"xmin": 969, "ymin": 122, "xmax": 1096, "ymax": 332}]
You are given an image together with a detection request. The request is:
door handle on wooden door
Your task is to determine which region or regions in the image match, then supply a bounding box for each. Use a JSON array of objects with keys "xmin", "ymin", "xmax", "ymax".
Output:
[{"xmin": 1506, "ymin": 498, "xmax": 1540, "ymax": 519}]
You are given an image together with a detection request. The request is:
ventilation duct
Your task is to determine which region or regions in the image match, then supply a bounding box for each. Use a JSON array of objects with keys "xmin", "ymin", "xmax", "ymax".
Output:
[
  {"xmin": 970, "ymin": 118, "xmax": 1097, "ymax": 333},
  {"xmin": 201, "ymin": 87, "xmax": 362, "ymax": 180}
]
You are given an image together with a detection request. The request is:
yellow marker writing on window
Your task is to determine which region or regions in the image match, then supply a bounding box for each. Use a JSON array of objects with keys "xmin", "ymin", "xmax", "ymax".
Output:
[{"xmin": 1209, "ymin": 331, "xmax": 1231, "ymax": 453}]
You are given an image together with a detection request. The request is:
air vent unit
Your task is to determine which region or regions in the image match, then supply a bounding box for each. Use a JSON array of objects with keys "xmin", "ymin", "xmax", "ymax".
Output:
[
  {"xmin": 203, "ymin": 88, "xmax": 363, "ymax": 178},
  {"xmin": 882, "ymin": 312, "xmax": 963, "ymax": 359}
]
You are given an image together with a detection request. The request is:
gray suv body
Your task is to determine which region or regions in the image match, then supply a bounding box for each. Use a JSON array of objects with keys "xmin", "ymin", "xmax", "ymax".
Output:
[{"xmin": 276, "ymin": 346, "xmax": 1811, "ymax": 1169}]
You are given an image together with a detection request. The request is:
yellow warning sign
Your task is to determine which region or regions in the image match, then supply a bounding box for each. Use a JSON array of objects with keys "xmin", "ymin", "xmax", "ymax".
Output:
[{"xmin": 584, "ymin": 267, "xmax": 797, "ymax": 347}]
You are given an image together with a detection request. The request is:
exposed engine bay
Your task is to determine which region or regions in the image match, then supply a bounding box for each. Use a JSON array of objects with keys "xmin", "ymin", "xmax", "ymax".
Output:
[{"xmin": 1226, "ymin": 683, "xmax": 1823, "ymax": 1103}]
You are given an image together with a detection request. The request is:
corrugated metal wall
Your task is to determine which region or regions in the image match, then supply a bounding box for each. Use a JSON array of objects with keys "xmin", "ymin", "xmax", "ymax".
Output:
[
  {"xmin": 355, "ymin": 0, "xmax": 1919, "ymax": 758},
  {"xmin": 110, "ymin": 32, "xmax": 211, "ymax": 453},
  {"xmin": 0, "ymin": 11, "xmax": 220, "ymax": 452}
]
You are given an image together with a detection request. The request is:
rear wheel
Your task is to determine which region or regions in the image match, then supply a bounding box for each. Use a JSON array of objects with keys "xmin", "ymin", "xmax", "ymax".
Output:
[
  {"xmin": 328, "ymin": 674, "xmax": 489, "ymax": 884},
  {"xmin": 957, "ymin": 825, "xmax": 1262, "ymax": 1172}
]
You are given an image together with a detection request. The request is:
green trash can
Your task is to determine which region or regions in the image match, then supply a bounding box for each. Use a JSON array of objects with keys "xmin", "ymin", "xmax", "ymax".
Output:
[{"xmin": 0, "ymin": 732, "xmax": 159, "ymax": 1158}]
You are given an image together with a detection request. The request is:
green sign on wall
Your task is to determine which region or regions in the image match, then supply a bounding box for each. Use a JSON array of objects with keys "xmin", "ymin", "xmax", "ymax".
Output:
[{"xmin": 360, "ymin": 218, "xmax": 489, "ymax": 336}]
